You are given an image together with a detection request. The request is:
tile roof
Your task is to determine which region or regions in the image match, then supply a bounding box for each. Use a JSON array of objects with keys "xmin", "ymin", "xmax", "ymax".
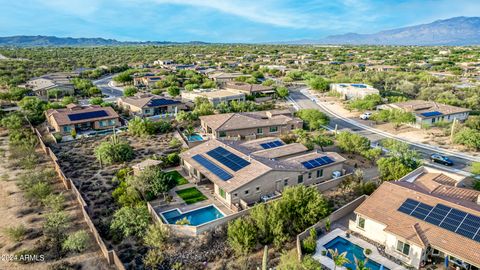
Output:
[
  {"xmin": 386, "ymin": 100, "xmax": 471, "ymax": 117},
  {"xmin": 200, "ymin": 110, "xmax": 302, "ymax": 132},
  {"xmin": 355, "ymin": 181, "xmax": 480, "ymax": 265},
  {"xmin": 119, "ymin": 94, "xmax": 180, "ymax": 109},
  {"xmin": 180, "ymin": 138, "xmax": 345, "ymax": 192},
  {"xmin": 225, "ymin": 82, "xmax": 274, "ymax": 93},
  {"xmin": 46, "ymin": 104, "xmax": 119, "ymax": 126}
]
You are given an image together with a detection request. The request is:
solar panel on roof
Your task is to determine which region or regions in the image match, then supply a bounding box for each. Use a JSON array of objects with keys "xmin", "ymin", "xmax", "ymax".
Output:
[
  {"xmin": 420, "ymin": 111, "xmax": 443, "ymax": 117},
  {"xmin": 260, "ymin": 140, "xmax": 284, "ymax": 149},
  {"xmin": 147, "ymin": 98, "xmax": 181, "ymax": 107},
  {"xmin": 301, "ymin": 156, "xmax": 334, "ymax": 169},
  {"xmin": 192, "ymin": 154, "xmax": 232, "ymax": 181},
  {"xmin": 397, "ymin": 200, "xmax": 480, "ymax": 243},
  {"xmin": 67, "ymin": 110, "xmax": 109, "ymax": 121},
  {"xmin": 206, "ymin": 147, "xmax": 250, "ymax": 172}
]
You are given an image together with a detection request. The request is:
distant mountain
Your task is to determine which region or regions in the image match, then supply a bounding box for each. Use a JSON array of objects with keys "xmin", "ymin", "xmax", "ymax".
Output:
[
  {"xmin": 294, "ymin": 17, "xmax": 480, "ymax": 46},
  {"xmin": 0, "ymin": 35, "xmax": 208, "ymax": 47}
]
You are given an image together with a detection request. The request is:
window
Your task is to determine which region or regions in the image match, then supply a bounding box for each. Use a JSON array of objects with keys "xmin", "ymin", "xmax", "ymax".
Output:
[
  {"xmin": 308, "ymin": 172, "xmax": 312, "ymax": 179},
  {"xmin": 63, "ymin": 126, "xmax": 70, "ymax": 132},
  {"xmin": 316, "ymin": 169, "xmax": 323, "ymax": 178},
  {"xmin": 219, "ymin": 188, "xmax": 226, "ymax": 199},
  {"xmin": 99, "ymin": 120, "xmax": 107, "ymax": 127},
  {"xmin": 144, "ymin": 109, "xmax": 150, "ymax": 114},
  {"xmin": 257, "ymin": 128, "xmax": 263, "ymax": 134},
  {"xmin": 269, "ymin": 126, "xmax": 278, "ymax": 133},
  {"xmin": 357, "ymin": 216, "xmax": 365, "ymax": 229},
  {"xmin": 284, "ymin": 179, "xmax": 288, "ymax": 186},
  {"xmin": 396, "ymin": 240, "xmax": 410, "ymax": 256},
  {"xmin": 219, "ymin": 131, "xmax": 226, "ymax": 137},
  {"xmin": 256, "ymin": 186, "xmax": 261, "ymax": 193},
  {"xmin": 291, "ymin": 124, "xmax": 295, "ymax": 129},
  {"xmin": 233, "ymin": 193, "xmax": 238, "ymax": 197},
  {"xmin": 109, "ymin": 119, "xmax": 116, "ymax": 126},
  {"xmin": 298, "ymin": 175, "xmax": 303, "ymax": 183},
  {"xmin": 244, "ymin": 189, "xmax": 249, "ymax": 195}
]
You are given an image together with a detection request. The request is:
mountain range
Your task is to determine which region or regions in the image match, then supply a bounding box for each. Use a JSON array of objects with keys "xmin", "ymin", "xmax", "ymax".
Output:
[
  {"xmin": 295, "ymin": 16, "xmax": 480, "ymax": 46},
  {"xmin": 0, "ymin": 36, "xmax": 208, "ymax": 47},
  {"xmin": 1, "ymin": 16, "xmax": 480, "ymax": 46}
]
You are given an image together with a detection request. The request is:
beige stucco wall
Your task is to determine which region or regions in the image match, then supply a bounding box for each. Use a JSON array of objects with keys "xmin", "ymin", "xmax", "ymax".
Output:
[
  {"xmin": 350, "ymin": 214, "xmax": 424, "ymax": 269},
  {"xmin": 204, "ymin": 119, "xmax": 303, "ymax": 139}
]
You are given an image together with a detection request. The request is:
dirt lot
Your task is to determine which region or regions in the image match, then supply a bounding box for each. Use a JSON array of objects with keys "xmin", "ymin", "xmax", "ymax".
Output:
[
  {"xmin": 0, "ymin": 129, "xmax": 111, "ymax": 270},
  {"xmin": 49, "ymin": 132, "xmax": 181, "ymax": 269}
]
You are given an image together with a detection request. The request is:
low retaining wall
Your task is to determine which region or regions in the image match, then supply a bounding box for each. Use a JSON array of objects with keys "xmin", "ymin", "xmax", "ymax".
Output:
[
  {"xmin": 31, "ymin": 127, "xmax": 125, "ymax": 270},
  {"xmin": 312, "ymin": 173, "xmax": 352, "ymax": 192},
  {"xmin": 296, "ymin": 195, "xmax": 368, "ymax": 261}
]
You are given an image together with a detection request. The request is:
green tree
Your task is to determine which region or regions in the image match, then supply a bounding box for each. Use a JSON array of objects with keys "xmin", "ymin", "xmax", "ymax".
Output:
[
  {"xmin": 307, "ymin": 76, "xmax": 329, "ymax": 92},
  {"xmin": 297, "ymin": 109, "xmax": 330, "ymax": 131},
  {"xmin": 133, "ymin": 167, "xmax": 176, "ymax": 200},
  {"xmin": 250, "ymin": 203, "xmax": 272, "ymax": 244},
  {"xmin": 94, "ymin": 135, "xmax": 134, "ymax": 165},
  {"xmin": 454, "ymin": 128, "xmax": 480, "ymax": 150},
  {"xmin": 227, "ymin": 217, "xmax": 257, "ymax": 256},
  {"xmin": 346, "ymin": 94, "xmax": 382, "ymax": 111},
  {"xmin": 328, "ymin": 249, "xmax": 350, "ymax": 270},
  {"xmin": 312, "ymin": 132, "xmax": 334, "ymax": 151},
  {"xmin": 336, "ymin": 132, "xmax": 370, "ymax": 154},
  {"xmin": 167, "ymin": 85, "xmax": 180, "ymax": 97},
  {"xmin": 124, "ymin": 86, "xmax": 138, "ymax": 97},
  {"xmin": 44, "ymin": 211, "xmax": 70, "ymax": 256},
  {"xmin": 1, "ymin": 113, "xmax": 24, "ymax": 130},
  {"xmin": 90, "ymin": 97, "xmax": 104, "ymax": 105},
  {"xmin": 276, "ymin": 86, "xmax": 289, "ymax": 99},
  {"xmin": 143, "ymin": 223, "xmax": 169, "ymax": 250},
  {"xmin": 18, "ymin": 96, "xmax": 47, "ymax": 124},
  {"xmin": 110, "ymin": 205, "xmax": 151, "ymax": 238}
]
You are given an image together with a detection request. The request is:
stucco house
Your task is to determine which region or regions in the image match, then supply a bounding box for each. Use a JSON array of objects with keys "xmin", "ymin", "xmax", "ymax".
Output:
[
  {"xmin": 378, "ymin": 100, "xmax": 471, "ymax": 127},
  {"xmin": 349, "ymin": 166, "xmax": 480, "ymax": 270},
  {"xmin": 179, "ymin": 137, "xmax": 346, "ymax": 210},
  {"xmin": 200, "ymin": 110, "xmax": 303, "ymax": 140},
  {"xmin": 117, "ymin": 93, "xmax": 185, "ymax": 117},
  {"xmin": 181, "ymin": 89, "xmax": 245, "ymax": 106},
  {"xmin": 46, "ymin": 104, "xmax": 120, "ymax": 134},
  {"xmin": 330, "ymin": 83, "xmax": 380, "ymax": 100},
  {"xmin": 224, "ymin": 81, "xmax": 275, "ymax": 96}
]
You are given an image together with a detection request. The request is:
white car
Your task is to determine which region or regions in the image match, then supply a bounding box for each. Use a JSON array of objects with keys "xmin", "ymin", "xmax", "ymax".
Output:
[{"xmin": 360, "ymin": 112, "xmax": 372, "ymax": 120}]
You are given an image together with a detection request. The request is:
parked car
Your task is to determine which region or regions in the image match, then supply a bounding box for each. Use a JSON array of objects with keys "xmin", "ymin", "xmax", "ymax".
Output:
[
  {"xmin": 430, "ymin": 154, "xmax": 454, "ymax": 166},
  {"xmin": 360, "ymin": 112, "xmax": 372, "ymax": 120}
]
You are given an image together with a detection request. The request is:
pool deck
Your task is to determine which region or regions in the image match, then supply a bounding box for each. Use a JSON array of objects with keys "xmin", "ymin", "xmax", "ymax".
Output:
[{"xmin": 313, "ymin": 228, "xmax": 407, "ymax": 270}]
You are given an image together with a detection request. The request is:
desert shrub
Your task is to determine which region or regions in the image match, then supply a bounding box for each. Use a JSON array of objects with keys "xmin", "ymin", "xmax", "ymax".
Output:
[
  {"xmin": 62, "ymin": 230, "xmax": 89, "ymax": 253},
  {"xmin": 302, "ymin": 228, "xmax": 317, "ymax": 254},
  {"xmin": 42, "ymin": 194, "xmax": 65, "ymax": 212},
  {"xmin": 3, "ymin": 225, "xmax": 27, "ymax": 242},
  {"xmin": 297, "ymin": 109, "xmax": 330, "ymax": 131},
  {"xmin": 143, "ymin": 249, "xmax": 164, "ymax": 269},
  {"xmin": 110, "ymin": 205, "xmax": 151, "ymax": 238},
  {"xmin": 143, "ymin": 223, "xmax": 169, "ymax": 250},
  {"xmin": 169, "ymin": 137, "xmax": 182, "ymax": 148},
  {"xmin": 25, "ymin": 182, "xmax": 52, "ymax": 204},
  {"xmin": 228, "ymin": 217, "xmax": 258, "ymax": 256},
  {"xmin": 94, "ymin": 136, "xmax": 134, "ymax": 165},
  {"xmin": 44, "ymin": 211, "xmax": 71, "ymax": 257},
  {"xmin": 454, "ymin": 128, "xmax": 480, "ymax": 150},
  {"xmin": 346, "ymin": 94, "xmax": 382, "ymax": 111}
]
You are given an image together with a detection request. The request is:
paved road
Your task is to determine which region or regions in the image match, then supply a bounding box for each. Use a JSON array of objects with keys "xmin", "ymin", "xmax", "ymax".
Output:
[
  {"xmin": 288, "ymin": 88, "xmax": 474, "ymax": 173},
  {"xmin": 93, "ymin": 75, "xmax": 124, "ymax": 99}
]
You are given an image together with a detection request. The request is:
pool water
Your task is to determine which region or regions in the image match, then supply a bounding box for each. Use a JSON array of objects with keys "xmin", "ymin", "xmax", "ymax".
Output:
[
  {"xmin": 186, "ymin": 133, "xmax": 203, "ymax": 142},
  {"xmin": 161, "ymin": 205, "xmax": 224, "ymax": 226},
  {"xmin": 324, "ymin": 236, "xmax": 389, "ymax": 270}
]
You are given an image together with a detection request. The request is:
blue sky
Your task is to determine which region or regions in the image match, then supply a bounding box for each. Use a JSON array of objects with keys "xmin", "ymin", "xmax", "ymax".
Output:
[{"xmin": 1, "ymin": 0, "xmax": 480, "ymax": 42}]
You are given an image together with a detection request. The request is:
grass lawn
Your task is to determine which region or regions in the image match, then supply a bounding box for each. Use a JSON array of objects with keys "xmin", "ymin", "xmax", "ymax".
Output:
[
  {"xmin": 176, "ymin": 187, "xmax": 207, "ymax": 204},
  {"xmin": 165, "ymin": 170, "xmax": 189, "ymax": 186}
]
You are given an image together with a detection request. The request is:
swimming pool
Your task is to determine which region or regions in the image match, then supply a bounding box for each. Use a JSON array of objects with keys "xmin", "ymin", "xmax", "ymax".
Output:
[
  {"xmin": 161, "ymin": 205, "xmax": 224, "ymax": 226},
  {"xmin": 324, "ymin": 236, "xmax": 389, "ymax": 270},
  {"xmin": 186, "ymin": 133, "xmax": 204, "ymax": 142}
]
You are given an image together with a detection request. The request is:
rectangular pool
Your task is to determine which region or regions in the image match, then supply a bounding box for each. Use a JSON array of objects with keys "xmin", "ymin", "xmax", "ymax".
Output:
[
  {"xmin": 324, "ymin": 236, "xmax": 389, "ymax": 270},
  {"xmin": 161, "ymin": 205, "xmax": 224, "ymax": 226}
]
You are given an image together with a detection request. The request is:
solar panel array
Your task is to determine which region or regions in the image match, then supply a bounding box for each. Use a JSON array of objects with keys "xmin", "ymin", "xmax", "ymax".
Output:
[
  {"xmin": 207, "ymin": 147, "xmax": 250, "ymax": 171},
  {"xmin": 192, "ymin": 154, "xmax": 232, "ymax": 181},
  {"xmin": 398, "ymin": 198, "xmax": 480, "ymax": 243},
  {"xmin": 67, "ymin": 110, "xmax": 109, "ymax": 121},
  {"xmin": 260, "ymin": 140, "xmax": 284, "ymax": 149},
  {"xmin": 420, "ymin": 111, "xmax": 443, "ymax": 117},
  {"xmin": 147, "ymin": 98, "xmax": 181, "ymax": 107},
  {"xmin": 301, "ymin": 156, "xmax": 334, "ymax": 169}
]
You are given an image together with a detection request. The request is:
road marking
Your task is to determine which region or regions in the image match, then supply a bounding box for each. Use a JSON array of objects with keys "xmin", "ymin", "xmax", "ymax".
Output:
[{"xmin": 290, "ymin": 89, "xmax": 480, "ymax": 163}]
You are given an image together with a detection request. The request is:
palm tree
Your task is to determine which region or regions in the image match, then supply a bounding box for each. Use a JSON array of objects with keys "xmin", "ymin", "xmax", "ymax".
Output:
[
  {"xmin": 328, "ymin": 248, "xmax": 350, "ymax": 270},
  {"xmin": 353, "ymin": 255, "xmax": 369, "ymax": 270}
]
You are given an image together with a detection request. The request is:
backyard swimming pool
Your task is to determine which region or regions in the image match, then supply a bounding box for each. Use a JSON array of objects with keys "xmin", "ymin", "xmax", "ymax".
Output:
[
  {"xmin": 161, "ymin": 205, "xmax": 224, "ymax": 226},
  {"xmin": 324, "ymin": 236, "xmax": 389, "ymax": 270},
  {"xmin": 186, "ymin": 133, "xmax": 204, "ymax": 142}
]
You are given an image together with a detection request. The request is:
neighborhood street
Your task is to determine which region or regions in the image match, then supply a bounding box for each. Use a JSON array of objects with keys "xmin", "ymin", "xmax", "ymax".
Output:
[{"xmin": 288, "ymin": 88, "xmax": 477, "ymax": 173}]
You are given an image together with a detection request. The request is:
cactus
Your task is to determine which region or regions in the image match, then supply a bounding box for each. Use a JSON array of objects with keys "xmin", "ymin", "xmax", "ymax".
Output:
[{"xmin": 262, "ymin": 245, "xmax": 268, "ymax": 270}]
